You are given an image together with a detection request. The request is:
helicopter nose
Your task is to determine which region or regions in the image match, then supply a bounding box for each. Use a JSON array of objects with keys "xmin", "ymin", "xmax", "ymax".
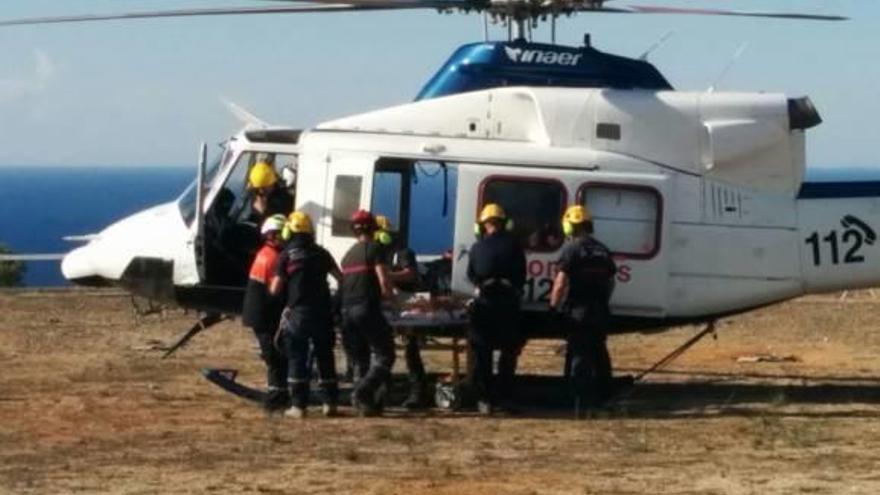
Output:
[{"xmin": 61, "ymin": 244, "xmax": 112, "ymax": 287}]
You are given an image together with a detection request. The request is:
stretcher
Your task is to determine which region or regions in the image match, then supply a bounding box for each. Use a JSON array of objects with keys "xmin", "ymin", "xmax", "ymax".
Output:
[{"xmin": 386, "ymin": 302, "xmax": 471, "ymax": 409}]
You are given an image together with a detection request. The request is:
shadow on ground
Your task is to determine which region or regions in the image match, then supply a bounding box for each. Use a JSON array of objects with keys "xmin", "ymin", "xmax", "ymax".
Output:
[{"xmin": 203, "ymin": 369, "xmax": 880, "ymax": 420}]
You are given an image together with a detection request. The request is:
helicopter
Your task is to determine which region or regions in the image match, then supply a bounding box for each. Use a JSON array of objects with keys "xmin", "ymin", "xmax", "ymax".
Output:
[{"xmin": 0, "ymin": 1, "xmax": 867, "ymax": 358}]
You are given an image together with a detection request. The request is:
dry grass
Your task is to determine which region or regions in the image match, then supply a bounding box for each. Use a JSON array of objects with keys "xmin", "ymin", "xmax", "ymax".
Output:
[{"xmin": 1, "ymin": 290, "xmax": 880, "ymax": 494}]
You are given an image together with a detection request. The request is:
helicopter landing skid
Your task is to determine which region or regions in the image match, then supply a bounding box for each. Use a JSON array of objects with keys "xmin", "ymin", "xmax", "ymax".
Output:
[
  {"xmin": 162, "ymin": 313, "xmax": 229, "ymax": 359},
  {"xmin": 201, "ymin": 368, "xmax": 267, "ymax": 404}
]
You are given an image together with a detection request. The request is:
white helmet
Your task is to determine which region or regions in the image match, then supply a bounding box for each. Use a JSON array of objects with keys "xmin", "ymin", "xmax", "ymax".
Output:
[{"xmin": 261, "ymin": 214, "xmax": 286, "ymax": 236}]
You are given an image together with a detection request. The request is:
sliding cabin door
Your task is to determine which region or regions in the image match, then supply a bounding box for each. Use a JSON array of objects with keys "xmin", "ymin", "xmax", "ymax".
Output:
[
  {"xmin": 452, "ymin": 163, "xmax": 669, "ymax": 319},
  {"xmin": 319, "ymin": 151, "xmax": 376, "ymax": 261}
]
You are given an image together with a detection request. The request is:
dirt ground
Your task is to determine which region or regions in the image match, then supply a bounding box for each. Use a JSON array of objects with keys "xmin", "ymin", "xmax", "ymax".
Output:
[{"xmin": 1, "ymin": 290, "xmax": 879, "ymax": 495}]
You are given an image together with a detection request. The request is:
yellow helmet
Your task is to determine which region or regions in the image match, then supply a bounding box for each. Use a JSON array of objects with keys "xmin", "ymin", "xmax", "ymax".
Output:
[
  {"xmin": 562, "ymin": 205, "xmax": 592, "ymax": 236},
  {"xmin": 479, "ymin": 203, "xmax": 506, "ymax": 223},
  {"xmin": 248, "ymin": 162, "xmax": 277, "ymax": 189},
  {"xmin": 563, "ymin": 205, "xmax": 591, "ymax": 225},
  {"xmin": 287, "ymin": 211, "xmax": 314, "ymax": 235},
  {"xmin": 372, "ymin": 215, "xmax": 393, "ymax": 245},
  {"xmin": 375, "ymin": 215, "xmax": 394, "ymax": 232}
]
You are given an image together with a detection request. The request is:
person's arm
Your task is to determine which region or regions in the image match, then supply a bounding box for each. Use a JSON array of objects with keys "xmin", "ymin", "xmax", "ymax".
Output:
[
  {"xmin": 375, "ymin": 263, "xmax": 394, "ymax": 298},
  {"xmin": 390, "ymin": 250, "xmax": 418, "ymax": 284},
  {"xmin": 327, "ymin": 251, "xmax": 343, "ymax": 284},
  {"xmin": 467, "ymin": 244, "xmax": 478, "ymax": 285},
  {"xmin": 368, "ymin": 243, "xmax": 394, "ymax": 298},
  {"xmin": 550, "ymin": 271, "xmax": 569, "ymax": 309},
  {"xmin": 269, "ymin": 275, "xmax": 283, "ymax": 296},
  {"xmin": 253, "ymin": 193, "xmax": 268, "ymax": 217},
  {"xmin": 269, "ymin": 250, "xmax": 287, "ymax": 297},
  {"xmin": 551, "ymin": 244, "xmax": 574, "ymax": 309},
  {"xmin": 390, "ymin": 267, "xmax": 416, "ymax": 284}
]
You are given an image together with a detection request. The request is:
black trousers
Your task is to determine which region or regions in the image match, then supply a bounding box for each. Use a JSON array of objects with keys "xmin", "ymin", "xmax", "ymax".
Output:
[
  {"xmin": 280, "ymin": 307, "xmax": 339, "ymax": 408},
  {"xmin": 405, "ymin": 334, "xmax": 426, "ymax": 384},
  {"xmin": 468, "ymin": 295, "xmax": 523, "ymax": 405},
  {"xmin": 341, "ymin": 303, "xmax": 396, "ymax": 405},
  {"xmin": 566, "ymin": 303, "xmax": 613, "ymax": 405},
  {"xmin": 251, "ymin": 322, "xmax": 288, "ymax": 393}
]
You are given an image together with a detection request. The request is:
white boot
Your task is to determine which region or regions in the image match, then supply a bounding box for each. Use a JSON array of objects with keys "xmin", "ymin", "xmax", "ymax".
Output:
[{"xmin": 285, "ymin": 406, "xmax": 307, "ymax": 419}]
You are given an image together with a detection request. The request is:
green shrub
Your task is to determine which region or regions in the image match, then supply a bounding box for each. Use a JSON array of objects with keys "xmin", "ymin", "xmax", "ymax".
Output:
[{"xmin": 0, "ymin": 243, "xmax": 25, "ymax": 287}]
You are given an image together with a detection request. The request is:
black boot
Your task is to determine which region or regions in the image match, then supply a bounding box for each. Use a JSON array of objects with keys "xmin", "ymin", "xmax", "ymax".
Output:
[
  {"xmin": 352, "ymin": 388, "xmax": 380, "ymax": 417},
  {"xmin": 263, "ymin": 388, "xmax": 290, "ymax": 413},
  {"xmin": 402, "ymin": 381, "xmax": 429, "ymax": 410}
]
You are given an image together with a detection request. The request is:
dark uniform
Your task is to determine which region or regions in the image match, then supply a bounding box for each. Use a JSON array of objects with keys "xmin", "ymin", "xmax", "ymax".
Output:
[
  {"xmin": 264, "ymin": 185, "xmax": 294, "ymax": 218},
  {"xmin": 242, "ymin": 243, "xmax": 288, "ymax": 410},
  {"xmin": 275, "ymin": 235, "xmax": 340, "ymax": 410},
  {"xmin": 249, "ymin": 185, "xmax": 294, "ymax": 224},
  {"xmin": 466, "ymin": 229, "xmax": 527, "ymax": 408},
  {"xmin": 387, "ymin": 246, "xmax": 428, "ymax": 406},
  {"xmin": 340, "ymin": 239, "xmax": 396, "ymax": 411},
  {"xmin": 557, "ymin": 235, "xmax": 616, "ymax": 406}
]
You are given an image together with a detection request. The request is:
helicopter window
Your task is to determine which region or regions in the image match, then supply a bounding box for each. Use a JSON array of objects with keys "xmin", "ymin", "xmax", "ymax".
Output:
[
  {"xmin": 177, "ymin": 147, "xmax": 228, "ymax": 226},
  {"xmin": 221, "ymin": 153, "xmax": 254, "ymax": 223},
  {"xmin": 371, "ymin": 160, "xmax": 458, "ymax": 253},
  {"xmin": 210, "ymin": 151, "xmax": 298, "ymax": 224},
  {"xmin": 332, "ymin": 175, "xmax": 363, "ymax": 237},
  {"xmin": 177, "ymin": 146, "xmax": 233, "ymax": 226},
  {"xmin": 408, "ymin": 162, "xmax": 456, "ymax": 255},
  {"xmin": 596, "ymin": 123, "xmax": 621, "ymax": 141},
  {"xmin": 272, "ymin": 154, "xmax": 299, "ymax": 189},
  {"xmin": 580, "ymin": 184, "xmax": 661, "ymax": 259},
  {"xmin": 480, "ymin": 177, "xmax": 566, "ymax": 252},
  {"xmin": 373, "ymin": 171, "xmax": 404, "ymax": 231}
]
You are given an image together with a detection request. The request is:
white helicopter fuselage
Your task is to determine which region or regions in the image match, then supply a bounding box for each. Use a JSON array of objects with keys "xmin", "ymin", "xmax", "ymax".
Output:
[{"xmin": 62, "ymin": 86, "xmax": 880, "ymax": 331}]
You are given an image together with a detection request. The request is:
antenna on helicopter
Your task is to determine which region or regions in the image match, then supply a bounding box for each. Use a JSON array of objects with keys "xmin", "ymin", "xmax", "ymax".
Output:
[
  {"xmin": 639, "ymin": 30, "xmax": 676, "ymax": 61},
  {"xmin": 708, "ymin": 42, "xmax": 750, "ymax": 93},
  {"xmin": 221, "ymin": 97, "xmax": 269, "ymax": 129}
]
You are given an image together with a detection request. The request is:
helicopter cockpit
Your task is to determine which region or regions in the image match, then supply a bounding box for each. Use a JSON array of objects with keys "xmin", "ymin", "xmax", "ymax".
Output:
[{"xmin": 181, "ymin": 141, "xmax": 299, "ymax": 288}]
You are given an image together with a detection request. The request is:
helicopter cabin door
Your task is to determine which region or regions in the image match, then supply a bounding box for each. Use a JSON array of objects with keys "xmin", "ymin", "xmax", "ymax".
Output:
[
  {"xmin": 197, "ymin": 150, "xmax": 298, "ymax": 289},
  {"xmin": 451, "ymin": 164, "xmax": 668, "ymax": 319},
  {"xmin": 318, "ymin": 151, "xmax": 376, "ymax": 261}
]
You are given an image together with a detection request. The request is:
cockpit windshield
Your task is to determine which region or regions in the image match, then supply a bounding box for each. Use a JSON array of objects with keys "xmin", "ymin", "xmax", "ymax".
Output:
[{"xmin": 177, "ymin": 145, "xmax": 231, "ymax": 226}]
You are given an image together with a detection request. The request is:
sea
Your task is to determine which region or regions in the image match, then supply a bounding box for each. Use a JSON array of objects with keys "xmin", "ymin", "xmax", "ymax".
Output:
[
  {"xmin": 1, "ymin": 165, "xmax": 878, "ymax": 287},
  {"xmin": 0, "ymin": 166, "xmax": 193, "ymax": 287}
]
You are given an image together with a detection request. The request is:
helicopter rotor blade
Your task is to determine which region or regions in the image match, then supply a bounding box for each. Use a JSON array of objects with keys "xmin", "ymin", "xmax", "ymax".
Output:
[
  {"xmin": 0, "ymin": 1, "xmax": 847, "ymax": 28},
  {"xmin": 596, "ymin": 5, "xmax": 848, "ymax": 21},
  {"xmin": 0, "ymin": 3, "xmax": 450, "ymax": 28}
]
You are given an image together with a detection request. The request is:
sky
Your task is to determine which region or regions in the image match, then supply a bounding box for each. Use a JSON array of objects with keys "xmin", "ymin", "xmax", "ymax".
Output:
[{"xmin": 0, "ymin": 0, "xmax": 877, "ymax": 169}]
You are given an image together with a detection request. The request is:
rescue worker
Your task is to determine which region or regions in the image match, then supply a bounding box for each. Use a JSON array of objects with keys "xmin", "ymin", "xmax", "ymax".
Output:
[
  {"xmin": 375, "ymin": 215, "xmax": 428, "ymax": 410},
  {"xmin": 340, "ymin": 209, "xmax": 396, "ymax": 416},
  {"xmin": 466, "ymin": 203, "xmax": 527, "ymax": 415},
  {"xmin": 248, "ymin": 162, "xmax": 294, "ymax": 222},
  {"xmin": 549, "ymin": 205, "xmax": 617, "ymax": 413},
  {"xmin": 269, "ymin": 211, "xmax": 342, "ymax": 418},
  {"xmin": 241, "ymin": 214, "xmax": 289, "ymax": 412}
]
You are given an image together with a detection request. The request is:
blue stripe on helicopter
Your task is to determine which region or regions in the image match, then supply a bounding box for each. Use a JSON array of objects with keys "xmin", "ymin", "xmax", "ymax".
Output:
[
  {"xmin": 798, "ymin": 181, "xmax": 880, "ymax": 199},
  {"xmin": 416, "ymin": 41, "xmax": 672, "ymax": 101}
]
